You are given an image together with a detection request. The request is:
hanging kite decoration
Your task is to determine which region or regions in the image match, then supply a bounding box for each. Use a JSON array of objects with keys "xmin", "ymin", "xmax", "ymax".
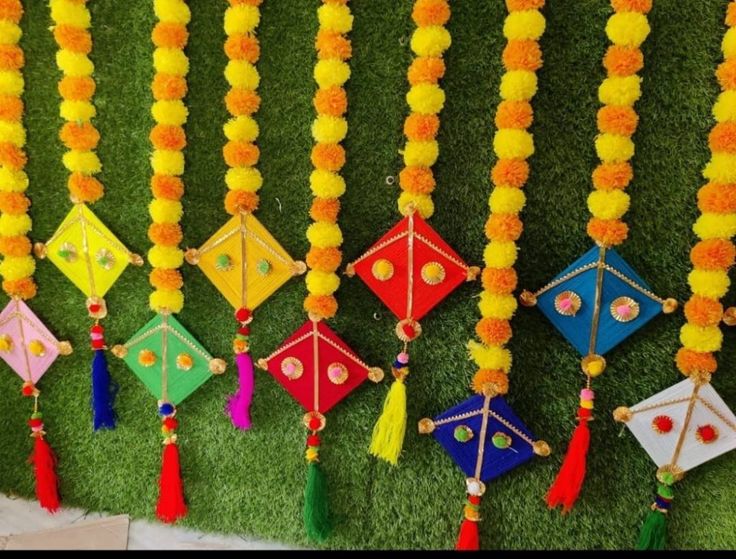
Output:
[
  {"xmin": 419, "ymin": 0, "xmax": 549, "ymax": 550},
  {"xmin": 0, "ymin": 0, "xmax": 72, "ymax": 512},
  {"xmin": 519, "ymin": 0, "xmax": 678, "ymax": 512},
  {"xmin": 34, "ymin": 0, "xmax": 143, "ymax": 432},
  {"xmin": 186, "ymin": 0, "xmax": 305, "ymax": 431},
  {"xmin": 614, "ymin": 1, "xmax": 736, "ymax": 549},
  {"xmin": 112, "ymin": 0, "xmax": 226, "ymax": 524},
  {"xmin": 346, "ymin": 0, "xmax": 479, "ymax": 467},
  {"xmin": 257, "ymin": 0, "xmax": 383, "ymax": 543}
]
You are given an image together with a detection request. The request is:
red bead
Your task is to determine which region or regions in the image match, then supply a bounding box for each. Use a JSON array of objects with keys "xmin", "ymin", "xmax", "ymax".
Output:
[
  {"xmin": 308, "ymin": 417, "xmax": 321, "ymax": 431},
  {"xmin": 88, "ymin": 304, "xmax": 101, "ymax": 313},
  {"xmin": 652, "ymin": 415, "xmax": 673, "ymax": 434},
  {"xmin": 91, "ymin": 340, "xmax": 105, "ymax": 350},
  {"xmin": 235, "ymin": 308, "xmax": 251, "ymax": 322},
  {"xmin": 21, "ymin": 385, "xmax": 34, "ymax": 396},
  {"xmin": 697, "ymin": 424, "xmax": 717, "ymax": 442},
  {"xmin": 307, "ymin": 434, "xmax": 321, "ymax": 447},
  {"xmin": 578, "ymin": 408, "xmax": 592, "ymax": 419},
  {"xmin": 402, "ymin": 323, "xmax": 416, "ymax": 339},
  {"xmin": 163, "ymin": 417, "xmax": 179, "ymax": 430},
  {"xmin": 28, "ymin": 418, "xmax": 43, "ymax": 428},
  {"xmin": 238, "ymin": 326, "xmax": 250, "ymax": 336},
  {"xmin": 90, "ymin": 324, "xmax": 104, "ymax": 334}
]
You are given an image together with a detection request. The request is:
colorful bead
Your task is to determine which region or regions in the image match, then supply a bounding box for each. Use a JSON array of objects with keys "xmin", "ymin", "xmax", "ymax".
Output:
[
  {"xmin": 256, "ymin": 258, "xmax": 271, "ymax": 276},
  {"xmin": 453, "ymin": 424, "xmax": 473, "ymax": 443},
  {"xmin": 492, "ymin": 431, "xmax": 512, "ymax": 449},
  {"xmin": 651, "ymin": 414, "xmax": 673, "ymax": 434},
  {"xmin": 158, "ymin": 402, "xmax": 175, "ymax": 417}
]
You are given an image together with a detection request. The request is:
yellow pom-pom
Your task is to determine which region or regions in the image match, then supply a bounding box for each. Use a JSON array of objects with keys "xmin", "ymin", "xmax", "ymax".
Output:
[
  {"xmin": 499, "ymin": 70, "xmax": 537, "ymax": 101},
  {"xmin": 0, "ymin": 334, "xmax": 12, "ymax": 352},
  {"xmin": 599, "ymin": 76, "xmax": 641, "ymax": 106},
  {"xmin": 311, "ymin": 115, "xmax": 348, "ymax": 143},
  {"xmin": 149, "ymin": 198, "xmax": 183, "ymax": 224},
  {"xmin": 317, "ymin": 3, "xmax": 353, "ymax": 33},
  {"xmin": 310, "ymin": 170, "xmax": 346, "ymax": 198},
  {"xmin": 489, "ymin": 186, "xmax": 525, "ymax": 214},
  {"xmin": 406, "ymin": 83, "xmax": 445, "ymax": 114},
  {"xmin": 606, "ymin": 12, "xmax": 650, "ymax": 47},
  {"xmin": 306, "ymin": 222, "xmax": 343, "ymax": 248},
  {"xmin": 688, "ymin": 269, "xmax": 730, "ymax": 299},
  {"xmin": 150, "ymin": 289, "xmax": 184, "ymax": 314},
  {"xmin": 151, "ymin": 100, "xmax": 188, "ymax": 126},
  {"xmin": 703, "ymin": 153, "xmax": 736, "ymax": 183},
  {"xmin": 595, "ymin": 133, "xmax": 635, "ymax": 162},
  {"xmin": 224, "ymin": 116, "xmax": 258, "ymax": 142},
  {"xmin": 60, "ymin": 100, "xmax": 96, "ymax": 122},
  {"xmin": 50, "ymin": 0, "xmax": 91, "ymax": 28},
  {"xmin": 314, "ymin": 59, "xmax": 350, "ymax": 88},
  {"xmin": 154, "ymin": 0, "xmax": 191, "ymax": 24},
  {"xmin": 494, "ymin": 129, "xmax": 534, "ymax": 159},
  {"xmin": 56, "ymin": 51, "xmax": 94, "ymax": 77},
  {"xmin": 0, "ymin": 70, "xmax": 23, "ymax": 96},
  {"xmin": 0, "ymin": 168, "xmax": 28, "ymax": 192},
  {"xmin": 62, "ymin": 151, "xmax": 101, "ymax": 174},
  {"xmin": 467, "ymin": 341, "xmax": 512, "ymax": 373},
  {"xmin": 225, "ymin": 60, "xmax": 259, "ymax": 89},
  {"xmin": 28, "ymin": 340, "xmax": 45, "ymax": 357},
  {"xmin": 224, "ymin": 4, "xmax": 260, "ymax": 35},
  {"xmin": 483, "ymin": 241, "xmax": 518, "ymax": 269},
  {"xmin": 0, "ymin": 121, "xmax": 25, "ymax": 147},
  {"xmin": 403, "ymin": 140, "xmax": 439, "ymax": 167},
  {"xmin": 503, "ymin": 10, "xmax": 546, "ymax": 41},
  {"xmin": 478, "ymin": 292, "xmax": 517, "ymax": 320},
  {"xmin": 305, "ymin": 270, "xmax": 340, "ymax": 297},
  {"xmin": 693, "ymin": 213, "xmax": 736, "ymax": 240},
  {"xmin": 225, "ymin": 167, "xmax": 263, "ymax": 192},
  {"xmin": 148, "ymin": 245, "xmax": 184, "ymax": 269},
  {"xmin": 0, "ymin": 214, "xmax": 30, "ymax": 236},
  {"xmin": 587, "ymin": 189, "xmax": 630, "ymax": 220},
  {"xmin": 0, "ymin": 255, "xmax": 34, "ymax": 281},
  {"xmin": 723, "ymin": 27, "xmax": 736, "ymax": 58},
  {"xmin": 398, "ymin": 191, "xmax": 434, "ymax": 218},
  {"xmin": 680, "ymin": 324, "xmax": 723, "ymax": 353},
  {"xmin": 154, "ymin": 48, "xmax": 189, "ymax": 76},
  {"xmin": 0, "ymin": 21, "xmax": 22, "ymax": 45},
  {"xmin": 713, "ymin": 90, "xmax": 736, "ymax": 123},
  {"xmin": 410, "ymin": 26, "xmax": 452, "ymax": 57},
  {"xmin": 151, "ymin": 150, "xmax": 185, "ymax": 176}
]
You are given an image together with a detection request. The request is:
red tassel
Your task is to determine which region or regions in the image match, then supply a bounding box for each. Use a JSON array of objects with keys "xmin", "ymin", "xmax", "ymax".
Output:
[
  {"xmin": 156, "ymin": 442, "xmax": 187, "ymax": 523},
  {"xmin": 30, "ymin": 436, "xmax": 60, "ymax": 513},
  {"xmin": 546, "ymin": 416, "xmax": 590, "ymax": 512},
  {"xmin": 456, "ymin": 518, "xmax": 480, "ymax": 550}
]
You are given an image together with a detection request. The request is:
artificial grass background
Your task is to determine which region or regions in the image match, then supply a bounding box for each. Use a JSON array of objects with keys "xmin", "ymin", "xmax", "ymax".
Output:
[{"xmin": 0, "ymin": 0, "xmax": 735, "ymax": 550}]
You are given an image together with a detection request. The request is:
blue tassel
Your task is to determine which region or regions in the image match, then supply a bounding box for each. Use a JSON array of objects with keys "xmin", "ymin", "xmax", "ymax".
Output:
[{"xmin": 92, "ymin": 349, "xmax": 117, "ymax": 430}]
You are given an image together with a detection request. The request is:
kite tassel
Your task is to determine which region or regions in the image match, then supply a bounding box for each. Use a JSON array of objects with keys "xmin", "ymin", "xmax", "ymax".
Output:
[
  {"xmin": 304, "ymin": 432, "xmax": 331, "ymax": 542},
  {"xmin": 226, "ymin": 352, "xmax": 254, "ymax": 430},
  {"xmin": 456, "ymin": 494, "xmax": 481, "ymax": 551},
  {"xmin": 368, "ymin": 354, "xmax": 409, "ymax": 465},
  {"xmin": 636, "ymin": 478, "xmax": 674, "ymax": 550},
  {"xmin": 90, "ymin": 324, "xmax": 116, "ymax": 431},
  {"xmin": 29, "ymin": 427, "xmax": 61, "ymax": 513},
  {"xmin": 156, "ymin": 416, "xmax": 187, "ymax": 523}
]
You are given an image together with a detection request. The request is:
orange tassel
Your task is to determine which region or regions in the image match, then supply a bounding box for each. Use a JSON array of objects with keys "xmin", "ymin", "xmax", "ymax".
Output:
[
  {"xmin": 546, "ymin": 415, "xmax": 590, "ymax": 512},
  {"xmin": 156, "ymin": 442, "xmax": 187, "ymax": 523},
  {"xmin": 30, "ymin": 435, "xmax": 60, "ymax": 513}
]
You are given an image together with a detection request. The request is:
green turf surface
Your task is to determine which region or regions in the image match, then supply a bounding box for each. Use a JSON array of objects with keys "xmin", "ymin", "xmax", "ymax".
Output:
[{"xmin": 0, "ymin": 0, "xmax": 735, "ymax": 550}]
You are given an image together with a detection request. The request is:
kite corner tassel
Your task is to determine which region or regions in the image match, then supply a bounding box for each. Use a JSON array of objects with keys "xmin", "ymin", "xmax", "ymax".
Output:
[
  {"xmin": 90, "ymin": 324, "xmax": 116, "ymax": 430},
  {"xmin": 636, "ymin": 477, "xmax": 674, "ymax": 550},
  {"xmin": 456, "ymin": 494, "xmax": 481, "ymax": 551},
  {"xmin": 304, "ymin": 433, "xmax": 331, "ymax": 543},
  {"xmin": 368, "ymin": 356, "xmax": 409, "ymax": 465},
  {"xmin": 156, "ymin": 439, "xmax": 187, "ymax": 524},
  {"xmin": 30, "ymin": 434, "xmax": 61, "ymax": 513},
  {"xmin": 226, "ymin": 352, "xmax": 254, "ymax": 430}
]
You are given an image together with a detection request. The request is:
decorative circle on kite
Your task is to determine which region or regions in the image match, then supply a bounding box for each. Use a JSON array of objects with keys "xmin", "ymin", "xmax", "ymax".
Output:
[
  {"xmin": 138, "ymin": 349, "xmax": 157, "ymax": 367},
  {"xmin": 696, "ymin": 424, "xmax": 719, "ymax": 444},
  {"xmin": 610, "ymin": 296, "xmax": 640, "ymax": 322},
  {"xmin": 96, "ymin": 248, "xmax": 115, "ymax": 270},
  {"xmin": 554, "ymin": 290, "xmax": 581, "ymax": 316},
  {"xmin": 421, "ymin": 261, "xmax": 445, "ymax": 285},
  {"xmin": 651, "ymin": 415, "xmax": 673, "ymax": 434},
  {"xmin": 58, "ymin": 242, "xmax": 78, "ymax": 263},
  {"xmin": 372, "ymin": 258, "xmax": 394, "ymax": 281},
  {"xmin": 453, "ymin": 424, "xmax": 473, "ymax": 443},
  {"xmin": 281, "ymin": 357, "xmax": 303, "ymax": 380},
  {"xmin": 327, "ymin": 362, "xmax": 348, "ymax": 385},
  {"xmin": 176, "ymin": 352, "xmax": 193, "ymax": 371}
]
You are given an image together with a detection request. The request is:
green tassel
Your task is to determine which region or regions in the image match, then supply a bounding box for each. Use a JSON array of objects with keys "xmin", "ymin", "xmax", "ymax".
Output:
[
  {"xmin": 636, "ymin": 509, "xmax": 667, "ymax": 550},
  {"xmin": 304, "ymin": 461, "xmax": 331, "ymax": 543}
]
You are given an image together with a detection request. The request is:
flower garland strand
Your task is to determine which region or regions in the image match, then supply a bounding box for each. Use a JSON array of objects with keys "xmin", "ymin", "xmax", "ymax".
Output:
[
  {"xmin": 0, "ymin": 0, "xmax": 61, "ymax": 512},
  {"xmin": 457, "ymin": 0, "xmax": 547, "ymax": 550},
  {"xmin": 545, "ymin": 0, "xmax": 653, "ymax": 513}
]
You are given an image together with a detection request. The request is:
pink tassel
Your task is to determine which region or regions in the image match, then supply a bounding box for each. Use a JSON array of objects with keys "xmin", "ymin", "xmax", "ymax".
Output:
[{"xmin": 226, "ymin": 352, "xmax": 254, "ymax": 430}]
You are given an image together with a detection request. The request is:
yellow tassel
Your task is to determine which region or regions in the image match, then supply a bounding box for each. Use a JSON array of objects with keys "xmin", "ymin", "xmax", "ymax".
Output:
[{"xmin": 369, "ymin": 376, "xmax": 407, "ymax": 466}]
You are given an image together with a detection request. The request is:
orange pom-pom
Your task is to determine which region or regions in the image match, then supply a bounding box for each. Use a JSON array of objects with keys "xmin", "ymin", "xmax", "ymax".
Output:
[
  {"xmin": 472, "ymin": 369, "xmax": 509, "ymax": 395},
  {"xmin": 690, "ymin": 238, "xmax": 736, "ymax": 270},
  {"xmin": 597, "ymin": 105, "xmax": 638, "ymax": 136},
  {"xmin": 495, "ymin": 100, "xmax": 533, "ymax": 130},
  {"xmin": 304, "ymin": 294, "xmax": 338, "ymax": 320},
  {"xmin": 587, "ymin": 217, "xmax": 628, "ymax": 246},
  {"xmin": 152, "ymin": 22, "xmax": 188, "ymax": 49},
  {"xmin": 152, "ymin": 73, "xmax": 187, "ymax": 101},
  {"xmin": 503, "ymin": 39, "xmax": 542, "ymax": 72},
  {"xmin": 481, "ymin": 267, "xmax": 518, "ymax": 294},
  {"xmin": 314, "ymin": 86, "xmax": 348, "ymax": 116},
  {"xmin": 592, "ymin": 161, "xmax": 632, "ymax": 190},
  {"xmin": 316, "ymin": 30, "xmax": 352, "ymax": 60},
  {"xmin": 150, "ymin": 124, "xmax": 186, "ymax": 151},
  {"xmin": 408, "ymin": 57, "xmax": 445, "ymax": 85},
  {"xmin": 148, "ymin": 223, "xmax": 183, "ymax": 247},
  {"xmin": 0, "ymin": 234, "xmax": 30, "ymax": 257},
  {"xmin": 485, "ymin": 214, "xmax": 523, "ymax": 241},
  {"xmin": 709, "ymin": 122, "xmax": 736, "ymax": 153},
  {"xmin": 404, "ymin": 113, "xmax": 440, "ymax": 141},
  {"xmin": 676, "ymin": 347, "xmax": 717, "ymax": 376},
  {"xmin": 603, "ymin": 45, "xmax": 643, "ymax": 77},
  {"xmin": 311, "ymin": 143, "xmax": 345, "ymax": 172},
  {"xmin": 58, "ymin": 76, "xmax": 95, "ymax": 101},
  {"xmin": 151, "ymin": 175, "xmax": 184, "ymax": 201},
  {"xmin": 0, "ymin": 142, "xmax": 25, "ymax": 169},
  {"xmin": 0, "ymin": 94, "xmax": 22, "ymax": 121},
  {"xmin": 228, "ymin": 0, "xmax": 263, "ymax": 6},
  {"xmin": 0, "ymin": 191, "xmax": 28, "ymax": 214},
  {"xmin": 224, "ymin": 34, "xmax": 260, "ymax": 63},
  {"xmin": 717, "ymin": 59, "xmax": 736, "ymax": 91},
  {"xmin": 68, "ymin": 173, "xmax": 103, "ymax": 203},
  {"xmin": 684, "ymin": 295, "xmax": 724, "ymax": 328},
  {"xmin": 60, "ymin": 121, "xmax": 100, "ymax": 151},
  {"xmin": 0, "ymin": 44, "xmax": 22, "ymax": 70},
  {"xmin": 698, "ymin": 182, "xmax": 736, "ymax": 214},
  {"xmin": 223, "ymin": 141, "xmax": 259, "ymax": 167},
  {"xmin": 225, "ymin": 88, "xmax": 261, "ymax": 116},
  {"xmin": 53, "ymin": 25, "xmax": 91, "ymax": 54},
  {"xmin": 399, "ymin": 166, "xmax": 436, "ymax": 195},
  {"xmin": 310, "ymin": 198, "xmax": 341, "ymax": 223},
  {"xmin": 306, "ymin": 246, "xmax": 342, "ymax": 273},
  {"xmin": 3, "ymin": 277, "xmax": 36, "ymax": 300},
  {"xmin": 506, "ymin": 0, "xmax": 545, "ymax": 11},
  {"xmin": 412, "ymin": 0, "xmax": 450, "ymax": 26},
  {"xmin": 0, "ymin": 0, "xmax": 22, "ymax": 23},
  {"xmin": 610, "ymin": 0, "xmax": 652, "ymax": 13},
  {"xmin": 728, "ymin": 3, "xmax": 736, "ymax": 27},
  {"xmin": 491, "ymin": 159, "xmax": 529, "ymax": 188},
  {"xmin": 149, "ymin": 268, "xmax": 183, "ymax": 291},
  {"xmin": 475, "ymin": 318, "xmax": 512, "ymax": 346},
  {"xmin": 225, "ymin": 189, "xmax": 259, "ymax": 215}
]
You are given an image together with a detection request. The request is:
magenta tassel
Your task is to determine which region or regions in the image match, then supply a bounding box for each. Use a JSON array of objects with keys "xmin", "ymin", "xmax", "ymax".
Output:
[{"xmin": 226, "ymin": 352, "xmax": 254, "ymax": 430}]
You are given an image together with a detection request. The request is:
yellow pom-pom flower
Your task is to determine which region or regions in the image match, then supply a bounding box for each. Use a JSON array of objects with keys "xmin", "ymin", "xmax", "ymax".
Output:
[
  {"xmin": 56, "ymin": 51, "xmax": 94, "ymax": 77},
  {"xmin": 494, "ymin": 129, "xmax": 534, "ymax": 159},
  {"xmin": 148, "ymin": 245, "xmax": 184, "ymax": 269},
  {"xmin": 310, "ymin": 170, "xmax": 346, "ymax": 198},
  {"xmin": 723, "ymin": 27, "xmax": 736, "ymax": 58},
  {"xmin": 688, "ymin": 269, "xmax": 730, "ymax": 299},
  {"xmin": 150, "ymin": 289, "xmax": 184, "ymax": 314},
  {"xmin": 595, "ymin": 133, "xmax": 635, "ymax": 162},
  {"xmin": 693, "ymin": 213, "xmax": 736, "ymax": 240},
  {"xmin": 587, "ymin": 190, "xmax": 630, "ymax": 220},
  {"xmin": 60, "ymin": 100, "xmax": 96, "ymax": 122},
  {"xmin": 306, "ymin": 222, "xmax": 343, "ymax": 248},
  {"xmin": 154, "ymin": 0, "xmax": 191, "ymax": 25},
  {"xmin": 311, "ymin": 115, "xmax": 348, "ymax": 143},
  {"xmin": 0, "ymin": 121, "xmax": 25, "ymax": 147},
  {"xmin": 0, "ymin": 213, "xmax": 31, "ymax": 236},
  {"xmin": 680, "ymin": 324, "xmax": 723, "ymax": 353},
  {"xmin": 398, "ymin": 191, "xmax": 434, "ymax": 219},
  {"xmin": 152, "ymin": 100, "xmax": 188, "ymax": 126},
  {"xmin": 154, "ymin": 48, "xmax": 189, "ymax": 76},
  {"xmin": 149, "ymin": 199, "xmax": 183, "ymax": 224},
  {"xmin": 499, "ymin": 70, "xmax": 537, "ymax": 101},
  {"xmin": 0, "ymin": 255, "xmax": 35, "ymax": 281},
  {"xmin": 314, "ymin": 59, "xmax": 350, "ymax": 88},
  {"xmin": 0, "ymin": 167, "xmax": 28, "ymax": 192},
  {"xmin": 478, "ymin": 292, "xmax": 517, "ymax": 320},
  {"xmin": 483, "ymin": 241, "xmax": 518, "ymax": 269},
  {"xmin": 225, "ymin": 60, "xmax": 259, "ymax": 89},
  {"xmin": 403, "ymin": 140, "xmax": 439, "ymax": 167},
  {"xmin": 489, "ymin": 186, "xmax": 525, "ymax": 214},
  {"xmin": 606, "ymin": 12, "xmax": 650, "ymax": 47},
  {"xmin": 225, "ymin": 167, "xmax": 263, "ymax": 192},
  {"xmin": 317, "ymin": 3, "xmax": 353, "ymax": 33},
  {"xmin": 224, "ymin": 4, "xmax": 260, "ymax": 35},
  {"xmin": 410, "ymin": 26, "xmax": 451, "ymax": 57},
  {"xmin": 406, "ymin": 83, "xmax": 446, "ymax": 114},
  {"xmin": 713, "ymin": 90, "xmax": 736, "ymax": 123},
  {"xmin": 503, "ymin": 10, "xmax": 546, "ymax": 41},
  {"xmin": 224, "ymin": 116, "xmax": 258, "ymax": 142},
  {"xmin": 0, "ymin": 21, "xmax": 22, "ymax": 45},
  {"xmin": 467, "ymin": 341, "xmax": 512, "ymax": 373},
  {"xmin": 306, "ymin": 270, "xmax": 340, "ymax": 296},
  {"xmin": 50, "ymin": 0, "xmax": 91, "ymax": 28},
  {"xmin": 151, "ymin": 150, "xmax": 185, "ymax": 176},
  {"xmin": 62, "ymin": 151, "xmax": 101, "ymax": 174},
  {"xmin": 599, "ymin": 76, "xmax": 642, "ymax": 106},
  {"xmin": 703, "ymin": 153, "xmax": 736, "ymax": 183},
  {"xmin": 0, "ymin": 70, "xmax": 23, "ymax": 96}
]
